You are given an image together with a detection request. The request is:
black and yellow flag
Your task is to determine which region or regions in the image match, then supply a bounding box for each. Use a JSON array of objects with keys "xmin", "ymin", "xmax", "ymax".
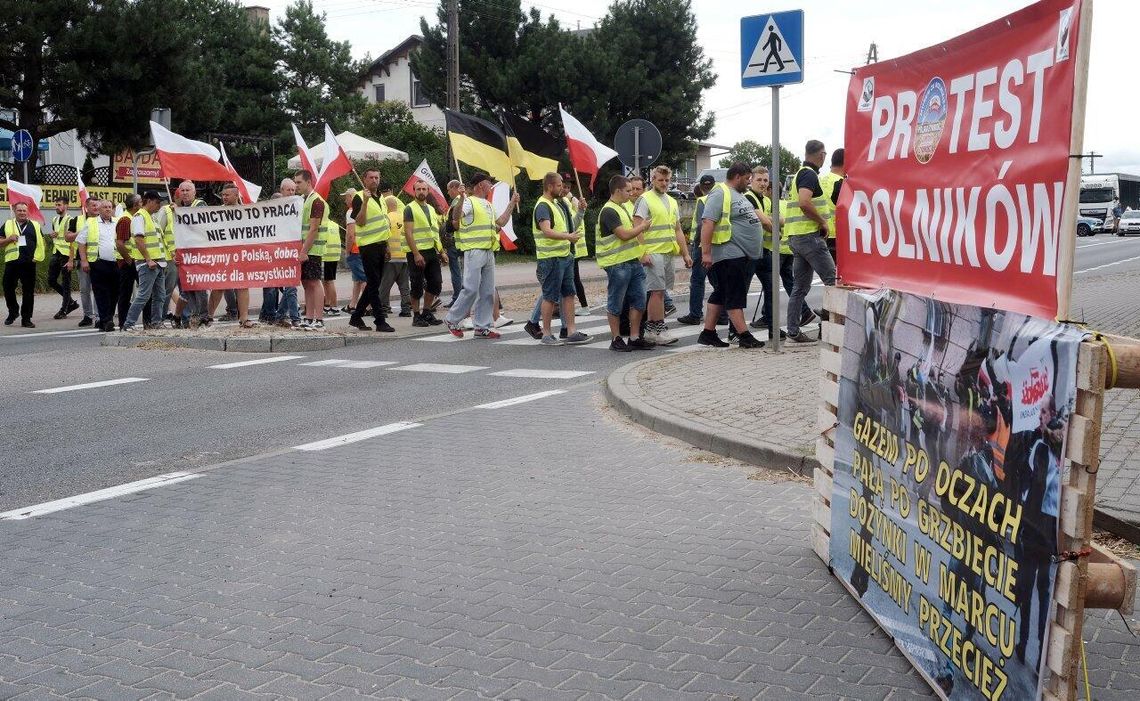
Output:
[
  {"xmin": 500, "ymin": 111, "xmax": 563, "ymax": 181},
  {"xmin": 444, "ymin": 109, "xmax": 515, "ymax": 184}
]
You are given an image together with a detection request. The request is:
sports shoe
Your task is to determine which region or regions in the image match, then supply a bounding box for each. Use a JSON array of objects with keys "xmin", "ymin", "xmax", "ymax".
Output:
[
  {"xmin": 298, "ymin": 319, "xmax": 313, "ymax": 331},
  {"xmin": 311, "ymin": 319, "xmax": 325, "ymax": 330},
  {"xmin": 53, "ymin": 310, "xmax": 66, "ymax": 320},
  {"xmin": 664, "ymin": 302, "xmax": 677, "ymax": 317},
  {"xmin": 375, "ymin": 321, "xmax": 395, "ymax": 332},
  {"xmin": 66, "ymin": 300, "xmax": 79, "ymax": 314},
  {"xmin": 628, "ymin": 337, "xmax": 656, "ymax": 350},
  {"xmin": 446, "ymin": 320, "xmax": 464, "ymax": 338},
  {"xmin": 655, "ymin": 329, "xmax": 678, "ymax": 346},
  {"xmin": 788, "ymin": 331, "xmax": 818, "ymax": 344},
  {"xmin": 218, "ymin": 313, "xmax": 237, "ymax": 322},
  {"xmin": 564, "ymin": 331, "xmax": 591, "ymax": 345},
  {"xmin": 474, "ymin": 328, "xmax": 501, "ymax": 339},
  {"xmin": 575, "ymin": 307, "xmax": 591, "ymax": 317},
  {"xmin": 412, "ymin": 313, "xmax": 430, "ymax": 327},
  {"xmin": 77, "ymin": 316, "xmax": 94, "ymax": 327},
  {"xmin": 642, "ymin": 329, "xmax": 659, "ymax": 344},
  {"xmin": 348, "ymin": 316, "xmax": 368, "ymax": 330},
  {"xmin": 799, "ymin": 308, "xmax": 818, "ymax": 326},
  {"xmin": 559, "ymin": 327, "xmax": 568, "ymax": 339},
  {"xmin": 398, "ymin": 310, "xmax": 412, "ymax": 318},
  {"xmin": 493, "ymin": 316, "xmax": 514, "ymax": 328},
  {"xmin": 423, "ymin": 311, "xmax": 443, "ymax": 326},
  {"xmin": 610, "ymin": 337, "xmax": 631, "ymax": 352},
  {"xmin": 4, "ymin": 315, "xmax": 15, "ymax": 326},
  {"xmin": 540, "ymin": 335, "xmax": 563, "ymax": 346},
  {"xmin": 461, "ymin": 318, "xmax": 474, "ymax": 330},
  {"xmin": 697, "ymin": 329, "xmax": 730, "ymax": 348},
  {"xmin": 523, "ymin": 321, "xmax": 542, "ymax": 340},
  {"xmin": 21, "ymin": 320, "xmax": 35, "ymax": 329},
  {"xmin": 341, "ymin": 305, "xmax": 353, "ymax": 313},
  {"xmin": 326, "ymin": 307, "xmax": 341, "ymax": 317},
  {"xmin": 737, "ymin": 331, "xmax": 765, "ymax": 349},
  {"xmin": 728, "ymin": 328, "xmax": 738, "ymax": 342},
  {"xmin": 676, "ymin": 314, "xmax": 701, "ymax": 325}
]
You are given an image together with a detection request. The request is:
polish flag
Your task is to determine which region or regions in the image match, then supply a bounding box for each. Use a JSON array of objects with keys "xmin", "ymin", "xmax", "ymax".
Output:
[
  {"xmin": 219, "ymin": 143, "xmax": 263, "ymax": 204},
  {"xmin": 5, "ymin": 179, "xmax": 45, "ymax": 223},
  {"xmin": 73, "ymin": 153, "xmax": 89, "ymax": 208},
  {"xmin": 313, "ymin": 123, "xmax": 353, "ymax": 199},
  {"xmin": 559, "ymin": 104, "xmax": 619, "ymax": 190},
  {"xmin": 491, "ymin": 181, "xmax": 518, "ymax": 251},
  {"xmin": 150, "ymin": 121, "xmax": 234, "ymax": 182},
  {"xmin": 401, "ymin": 158, "xmax": 448, "ymax": 211},
  {"xmin": 291, "ymin": 123, "xmax": 317, "ymax": 176}
]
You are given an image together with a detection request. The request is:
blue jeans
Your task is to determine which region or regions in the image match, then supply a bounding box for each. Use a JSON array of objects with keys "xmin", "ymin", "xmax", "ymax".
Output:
[
  {"xmin": 125, "ymin": 263, "xmax": 167, "ymax": 327},
  {"xmin": 447, "ymin": 246, "xmax": 462, "ymax": 302},
  {"xmin": 445, "ymin": 248, "xmax": 495, "ymax": 329},
  {"xmin": 261, "ymin": 288, "xmax": 279, "ymax": 322},
  {"xmin": 345, "ymin": 253, "xmax": 366, "ymax": 283},
  {"xmin": 276, "ymin": 287, "xmax": 300, "ymax": 323},
  {"xmin": 686, "ymin": 239, "xmax": 706, "ymax": 318},
  {"xmin": 604, "ymin": 260, "xmax": 647, "ymax": 316},
  {"xmin": 536, "ymin": 254, "xmax": 575, "ymax": 303}
]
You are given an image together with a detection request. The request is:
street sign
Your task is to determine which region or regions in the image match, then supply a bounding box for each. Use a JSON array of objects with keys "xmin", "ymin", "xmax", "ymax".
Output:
[
  {"xmin": 740, "ymin": 10, "xmax": 804, "ymax": 88},
  {"xmin": 11, "ymin": 129, "xmax": 34, "ymax": 162},
  {"xmin": 613, "ymin": 119, "xmax": 662, "ymax": 172}
]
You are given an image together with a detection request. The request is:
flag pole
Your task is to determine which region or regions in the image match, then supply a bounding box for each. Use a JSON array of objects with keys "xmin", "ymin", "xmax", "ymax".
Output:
[{"xmin": 572, "ymin": 169, "xmax": 585, "ymax": 200}]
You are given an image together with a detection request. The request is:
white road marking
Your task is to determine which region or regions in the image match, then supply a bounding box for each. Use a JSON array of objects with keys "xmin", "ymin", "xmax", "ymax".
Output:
[
  {"xmin": 1074, "ymin": 254, "xmax": 1140, "ymax": 274},
  {"xmin": 417, "ymin": 315, "xmax": 608, "ymax": 343},
  {"xmin": 298, "ymin": 359, "xmax": 351, "ymax": 366},
  {"xmin": 33, "ymin": 377, "xmax": 149, "ymax": 394},
  {"xmin": 498, "ymin": 323, "xmax": 612, "ymax": 346},
  {"xmin": 391, "ymin": 362, "xmax": 489, "ymax": 374},
  {"xmin": 577, "ymin": 322, "xmax": 704, "ymax": 350},
  {"xmin": 0, "ymin": 329, "xmax": 102, "ymax": 340},
  {"xmin": 474, "ymin": 390, "xmax": 566, "ymax": 409},
  {"xmin": 0, "ymin": 472, "xmax": 199, "ymax": 521},
  {"xmin": 293, "ymin": 421, "xmax": 422, "ymax": 451},
  {"xmin": 488, "ymin": 369, "xmax": 595, "ymax": 379},
  {"xmin": 208, "ymin": 355, "xmax": 305, "ymax": 369},
  {"xmin": 336, "ymin": 361, "xmax": 397, "ymax": 369}
]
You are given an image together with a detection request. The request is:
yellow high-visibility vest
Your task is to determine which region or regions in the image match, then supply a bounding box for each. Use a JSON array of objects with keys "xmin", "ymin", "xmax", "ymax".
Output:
[
  {"xmin": 301, "ymin": 192, "xmax": 332, "ymax": 258},
  {"xmin": 532, "ymin": 195, "xmax": 571, "ymax": 260},
  {"xmin": 2, "ymin": 219, "xmax": 45, "ymax": 262},
  {"xmin": 639, "ymin": 191, "xmax": 681, "ymax": 255},
  {"xmin": 455, "ymin": 197, "xmax": 497, "ymax": 252},
  {"xmin": 784, "ymin": 166, "xmax": 834, "ymax": 237},
  {"xmin": 595, "ymin": 201, "xmax": 643, "ymax": 268}
]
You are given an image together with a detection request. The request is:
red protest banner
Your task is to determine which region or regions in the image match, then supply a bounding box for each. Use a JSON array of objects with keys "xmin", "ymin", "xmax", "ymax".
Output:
[
  {"xmin": 837, "ymin": 0, "xmax": 1089, "ymax": 319},
  {"xmin": 173, "ymin": 198, "xmax": 304, "ymax": 291}
]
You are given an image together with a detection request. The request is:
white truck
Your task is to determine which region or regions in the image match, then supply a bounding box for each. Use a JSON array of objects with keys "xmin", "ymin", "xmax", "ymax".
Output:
[{"xmin": 1079, "ymin": 172, "xmax": 1140, "ymax": 233}]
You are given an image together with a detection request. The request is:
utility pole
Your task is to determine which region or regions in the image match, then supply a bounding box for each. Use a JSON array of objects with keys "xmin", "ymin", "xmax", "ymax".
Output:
[
  {"xmin": 446, "ymin": 0, "xmax": 459, "ymax": 178},
  {"xmin": 866, "ymin": 42, "xmax": 878, "ymax": 65},
  {"xmin": 1080, "ymin": 151, "xmax": 1102, "ymax": 174}
]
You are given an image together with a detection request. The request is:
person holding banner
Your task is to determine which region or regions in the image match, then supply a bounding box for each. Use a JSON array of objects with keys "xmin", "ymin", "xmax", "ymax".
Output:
[
  {"xmin": 120, "ymin": 191, "xmax": 168, "ymax": 331},
  {"xmin": 348, "ymin": 169, "xmax": 395, "ymax": 333},
  {"xmin": 2, "ymin": 202, "xmax": 46, "ymax": 328},
  {"xmin": 47, "ymin": 197, "xmax": 79, "ymax": 320},
  {"xmin": 219, "ymin": 184, "xmax": 254, "ymax": 328},
  {"xmin": 206, "ymin": 186, "xmax": 242, "ymax": 324},
  {"xmin": 294, "ymin": 170, "xmax": 330, "ymax": 331},
  {"xmin": 444, "ymin": 174, "xmax": 517, "ymax": 339},
  {"xmin": 168, "ymin": 181, "xmax": 209, "ymax": 328},
  {"xmin": 403, "ymin": 181, "xmax": 446, "ymax": 327},
  {"xmin": 77, "ymin": 200, "xmax": 124, "ymax": 332},
  {"xmin": 784, "ymin": 140, "xmax": 836, "ymax": 344}
]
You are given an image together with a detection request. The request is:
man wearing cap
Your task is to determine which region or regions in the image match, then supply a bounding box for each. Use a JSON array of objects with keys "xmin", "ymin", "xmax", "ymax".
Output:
[
  {"xmin": 677, "ymin": 174, "xmax": 715, "ymax": 325},
  {"xmin": 444, "ymin": 173, "xmax": 517, "ymax": 339}
]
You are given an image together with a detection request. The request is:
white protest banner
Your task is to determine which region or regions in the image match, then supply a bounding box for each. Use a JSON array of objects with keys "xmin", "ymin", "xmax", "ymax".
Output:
[{"xmin": 174, "ymin": 196, "xmax": 303, "ymax": 291}]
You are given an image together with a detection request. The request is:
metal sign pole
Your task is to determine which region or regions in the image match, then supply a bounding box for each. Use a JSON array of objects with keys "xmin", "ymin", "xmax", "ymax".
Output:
[
  {"xmin": 633, "ymin": 126, "xmax": 641, "ymax": 176},
  {"xmin": 770, "ymin": 85, "xmax": 782, "ymax": 352}
]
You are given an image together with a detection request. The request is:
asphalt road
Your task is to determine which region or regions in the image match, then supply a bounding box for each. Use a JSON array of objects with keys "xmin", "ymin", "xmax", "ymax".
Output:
[{"xmin": 2, "ymin": 236, "xmax": 1136, "ymax": 512}]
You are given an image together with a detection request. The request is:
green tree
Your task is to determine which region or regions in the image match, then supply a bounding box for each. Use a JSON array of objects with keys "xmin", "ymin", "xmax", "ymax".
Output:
[
  {"xmin": 719, "ymin": 140, "xmax": 801, "ymax": 184},
  {"xmin": 353, "ymin": 102, "xmax": 448, "ymax": 188},
  {"xmin": 276, "ymin": 0, "xmax": 365, "ymax": 134}
]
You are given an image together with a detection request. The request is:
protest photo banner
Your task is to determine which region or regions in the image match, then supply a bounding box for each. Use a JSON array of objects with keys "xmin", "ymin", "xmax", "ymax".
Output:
[
  {"xmin": 837, "ymin": 0, "xmax": 1089, "ymax": 319},
  {"xmin": 174, "ymin": 196, "xmax": 303, "ymax": 291},
  {"xmin": 828, "ymin": 288, "xmax": 1086, "ymax": 700}
]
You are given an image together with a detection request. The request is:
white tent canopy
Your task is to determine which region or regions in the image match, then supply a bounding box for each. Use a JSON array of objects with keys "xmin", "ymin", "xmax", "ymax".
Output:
[{"xmin": 287, "ymin": 130, "xmax": 408, "ymax": 169}]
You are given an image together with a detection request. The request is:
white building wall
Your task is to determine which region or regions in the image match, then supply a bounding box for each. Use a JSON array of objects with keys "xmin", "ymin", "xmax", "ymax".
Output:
[{"xmin": 360, "ymin": 53, "xmax": 445, "ymax": 132}]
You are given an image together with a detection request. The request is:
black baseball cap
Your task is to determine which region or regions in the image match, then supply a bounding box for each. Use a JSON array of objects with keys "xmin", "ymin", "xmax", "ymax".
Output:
[
  {"xmin": 470, "ymin": 173, "xmax": 496, "ymax": 188},
  {"xmin": 699, "ymin": 174, "xmax": 716, "ymax": 186}
]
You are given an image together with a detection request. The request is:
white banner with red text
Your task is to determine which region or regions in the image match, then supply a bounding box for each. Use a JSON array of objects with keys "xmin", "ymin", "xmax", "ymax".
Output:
[{"xmin": 173, "ymin": 197, "xmax": 302, "ymax": 291}]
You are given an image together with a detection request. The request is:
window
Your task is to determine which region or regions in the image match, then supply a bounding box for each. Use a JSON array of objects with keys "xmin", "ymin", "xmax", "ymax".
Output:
[
  {"xmin": 411, "ymin": 73, "xmax": 430, "ymax": 107},
  {"xmin": 373, "ymin": 84, "xmax": 385, "ymax": 103}
]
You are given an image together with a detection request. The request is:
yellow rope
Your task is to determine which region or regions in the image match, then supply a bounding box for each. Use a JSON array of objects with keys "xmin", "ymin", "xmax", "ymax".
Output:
[
  {"xmin": 1093, "ymin": 332, "xmax": 1119, "ymax": 390},
  {"xmin": 1081, "ymin": 636, "xmax": 1092, "ymax": 700}
]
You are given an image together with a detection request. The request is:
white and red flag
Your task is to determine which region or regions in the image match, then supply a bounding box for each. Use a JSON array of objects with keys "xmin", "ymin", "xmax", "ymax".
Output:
[
  {"xmin": 559, "ymin": 104, "xmax": 618, "ymax": 190},
  {"xmin": 219, "ymin": 143, "xmax": 263, "ymax": 204},
  {"xmin": 5, "ymin": 179, "xmax": 45, "ymax": 223},
  {"xmin": 491, "ymin": 181, "xmax": 518, "ymax": 251},
  {"xmin": 401, "ymin": 158, "xmax": 448, "ymax": 211},
  {"xmin": 72, "ymin": 153, "xmax": 89, "ymax": 208},
  {"xmin": 150, "ymin": 121, "xmax": 233, "ymax": 182},
  {"xmin": 313, "ymin": 123, "xmax": 353, "ymax": 199},
  {"xmin": 291, "ymin": 123, "xmax": 317, "ymax": 176}
]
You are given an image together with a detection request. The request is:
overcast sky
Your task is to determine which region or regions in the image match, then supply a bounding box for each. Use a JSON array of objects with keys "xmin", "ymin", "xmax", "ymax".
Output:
[{"xmin": 255, "ymin": 0, "xmax": 1137, "ymax": 173}]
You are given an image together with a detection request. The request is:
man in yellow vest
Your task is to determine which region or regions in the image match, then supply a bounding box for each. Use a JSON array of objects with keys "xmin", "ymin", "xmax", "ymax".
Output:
[
  {"xmin": 121, "ymin": 191, "xmax": 168, "ymax": 330},
  {"xmin": 530, "ymin": 171, "xmax": 590, "ymax": 346},
  {"xmin": 349, "ymin": 168, "xmax": 395, "ymax": 333},
  {"xmin": 745, "ymin": 165, "xmax": 795, "ymax": 339},
  {"xmin": 46, "ymin": 196, "xmax": 80, "ymax": 319},
  {"xmin": 784, "ymin": 140, "xmax": 837, "ymax": 344},
  {"xmin": 596, "ymin": 174, "xmax": 654, "ymax": 351},
  {"xmin": 677, "ymin": 174, "xmax": 716, "ymax": 326},
  {"xmin": 64, "ymin": 196, "xmax": 100, "ymax": 327},
  {"xmin": 403, "ymin": 180, "xmax": 448, "ymax": 327},
  {"xmin": 696, "ymin": 162, "xmax": 765, "ymax": 349},
  {"xmin": 633, "ymin": 165, "xmax": 692, "ymax": 345},
  {"xmin": 818, "ymin": 147, "xmax": 845, "ymax": 262},
  {"xmin": 294, "ymin": 170, "xmax": 336, "ymax": 331},
  {"xmin": 563, "ymin": 175, "xmax": 591, "ymax": 315},
  {"xmin": 2, "ymin": 202, "xmax": 46, "ymax": 327},
  {"xmin": 321, "ymin": 192, "xmax": 344, "ymax": 318},
  {"xmin": 444, "ymin": 173, "xmax": 517, "ymax": 339},
  {"xmin": 76, "ymin": 200, "xmax": 125, "ymax": 332},
  {"xmin": 378, "ymin": 195, "xmax": 411, "ymax": 319}
]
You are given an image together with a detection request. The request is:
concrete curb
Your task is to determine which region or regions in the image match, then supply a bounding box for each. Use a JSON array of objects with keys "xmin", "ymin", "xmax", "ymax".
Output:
[
  {"xmin": 101, "ymin": 332, "xmax": 383, "ymax": 352},
  {"xmin": 604, "ymin": 356, "xmax": 819, "ymax": 477}
]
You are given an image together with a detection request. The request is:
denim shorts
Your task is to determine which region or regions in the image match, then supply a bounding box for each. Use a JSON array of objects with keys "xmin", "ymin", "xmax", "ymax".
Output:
[
  {"xmin": 345, "ymin": 253, "xmax": 366, "ymax": 282},
  {"xmin": 536, "ymin": 254, "xmax": 575, "ymax": 303},
  {"xmin": 604, "ymin": 260, "xmax": 647, "ymax": 316}
]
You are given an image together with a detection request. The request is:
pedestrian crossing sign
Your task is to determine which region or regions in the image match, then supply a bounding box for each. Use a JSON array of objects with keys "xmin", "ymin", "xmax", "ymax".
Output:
[{"xmin": 741, "ymin": 10, "xmax": 804, "ymax": 88}]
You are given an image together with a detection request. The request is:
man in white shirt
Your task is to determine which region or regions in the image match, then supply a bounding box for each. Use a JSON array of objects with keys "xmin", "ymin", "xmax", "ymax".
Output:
[{"xmin": 77, "ymin": 200, "xmax": 129, "ymax": 332}]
